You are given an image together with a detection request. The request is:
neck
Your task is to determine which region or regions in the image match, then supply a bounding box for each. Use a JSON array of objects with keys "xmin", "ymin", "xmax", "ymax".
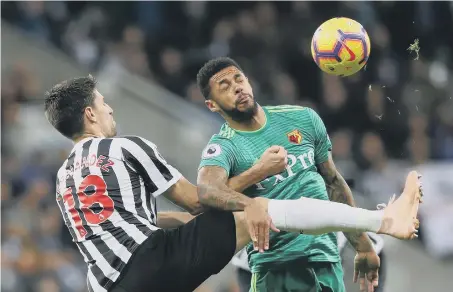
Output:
[
  {"xmin": 73, "ymin": 132, "xmax": 103, "ymax": 144},
  {"xmin": 225, "ymin": 105, "xmax": 266, "ymax": 132}
]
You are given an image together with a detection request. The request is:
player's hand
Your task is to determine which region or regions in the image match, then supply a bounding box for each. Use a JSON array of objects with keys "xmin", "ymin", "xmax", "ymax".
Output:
[
  {"xmin": 353, "ymin": 251, "xmax": 380, "ymax": 292},
  {"xmin": 244, "ymin": 200, "xmax": 280, "ymax": 253},
  {"xmin": 257, "ymin": 146, "xmax": 288, "ymax": 177}
]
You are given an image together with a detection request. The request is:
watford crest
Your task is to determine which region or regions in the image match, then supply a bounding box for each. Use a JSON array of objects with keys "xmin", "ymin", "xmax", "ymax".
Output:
[{"xmin": 287, "ymin": 129, "xmax": 303, "ymax": 144}]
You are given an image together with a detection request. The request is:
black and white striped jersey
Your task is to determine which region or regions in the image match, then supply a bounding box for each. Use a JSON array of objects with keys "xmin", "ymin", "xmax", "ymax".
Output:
[{"xmin": 55, "ymin": 136, "xmax": 181, "ymax": 292}]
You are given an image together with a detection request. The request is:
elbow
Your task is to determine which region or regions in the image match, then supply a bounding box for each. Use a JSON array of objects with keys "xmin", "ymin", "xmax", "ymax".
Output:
[
  {"xmin": 189, "ymin": 206, "xmax": 204, "ymax": 216},
  {"xmin": 197, "ymin": 184, "xmax": 210, "ymax": 205},
  {"xmin": 188, "ymin": 200, "xmax": 205, "ymax": 216}
]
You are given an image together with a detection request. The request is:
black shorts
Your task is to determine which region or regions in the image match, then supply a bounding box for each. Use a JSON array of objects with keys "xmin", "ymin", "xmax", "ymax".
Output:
[{"xmin": 110, "ymin": 210, "xmax": 236, "ymax": 292}]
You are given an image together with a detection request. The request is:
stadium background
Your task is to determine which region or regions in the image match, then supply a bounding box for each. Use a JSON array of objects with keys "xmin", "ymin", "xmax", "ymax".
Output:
[{"xmin": 1, "ymin": 1, "xmax": 452, "ymax": 291}]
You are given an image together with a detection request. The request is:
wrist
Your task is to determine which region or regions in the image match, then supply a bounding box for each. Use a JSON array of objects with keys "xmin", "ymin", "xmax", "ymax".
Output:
[
  {"xmin": 242, "ymin": 196, "xmax": 255, "ymax": 209},
  {"xmin": 354, "ymin": 233, "xmax": 375, "ymax": 253},
  {"xmin": 252, "ymin": 162, "xmax": 268, "ymax": 182}
]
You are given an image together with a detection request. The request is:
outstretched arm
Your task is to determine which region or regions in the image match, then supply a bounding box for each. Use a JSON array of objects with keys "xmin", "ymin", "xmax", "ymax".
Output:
[{"xmin": 317, "ymin": 153, "xmax": 374, "ymax": 252}]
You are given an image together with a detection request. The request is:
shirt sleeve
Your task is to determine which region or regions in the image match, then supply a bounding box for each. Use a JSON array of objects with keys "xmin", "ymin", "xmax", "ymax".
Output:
[
  {"xmin": 119, "ymin": 136, "xmax": 182, "ymax": 198},
  {"xmin": 308, "ymin": 108, "xmax": 332, "ymax": 164},
  {"xmin": 198, "ymin": 136, "xmax": 236, "ymax": 177}
]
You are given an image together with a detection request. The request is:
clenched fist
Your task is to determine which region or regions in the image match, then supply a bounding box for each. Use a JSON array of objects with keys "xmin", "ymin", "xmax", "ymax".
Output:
[{"xmin": 257, "ymin": 146, "xmax": 288, "ymax": 177}]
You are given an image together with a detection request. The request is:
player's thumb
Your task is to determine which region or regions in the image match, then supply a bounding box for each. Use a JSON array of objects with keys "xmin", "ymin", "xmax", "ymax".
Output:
[{"xmin": 267, "ymin": 145, "xmax": 281, "ymax": 153}]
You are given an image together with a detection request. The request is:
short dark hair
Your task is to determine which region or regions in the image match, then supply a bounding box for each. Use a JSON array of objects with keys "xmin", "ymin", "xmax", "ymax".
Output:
[
  {"xmin": 44, "ymin": 75, "xmax": 97, "ymax": 139},
  {"xmin": 196, "ymin": 57, "xmax": 243, "ymax": 99}
]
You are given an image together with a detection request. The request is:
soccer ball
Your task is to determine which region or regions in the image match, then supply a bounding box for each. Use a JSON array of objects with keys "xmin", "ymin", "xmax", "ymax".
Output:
[{"xmin": 311, "ymin": 17, "xmax": 371, "ymax": 77}]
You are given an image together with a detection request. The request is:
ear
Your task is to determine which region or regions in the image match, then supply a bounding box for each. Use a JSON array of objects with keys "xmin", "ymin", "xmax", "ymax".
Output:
[
  {"xmin": 205, "ymin": 99, "xmax": 219, "ymax": 113},
  {"xmin": 84, "ymin": 106, "xmax": 97, "ymax": 123}
]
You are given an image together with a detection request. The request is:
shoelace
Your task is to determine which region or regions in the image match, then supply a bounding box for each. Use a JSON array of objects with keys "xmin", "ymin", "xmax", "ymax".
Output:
[
  {"xmin": 376, "ymin": 194, "xmax": 397, "ymax": 210},
  {"xmin": 376, "ymin": 203, "xmax": 387, "ymax": 210}
]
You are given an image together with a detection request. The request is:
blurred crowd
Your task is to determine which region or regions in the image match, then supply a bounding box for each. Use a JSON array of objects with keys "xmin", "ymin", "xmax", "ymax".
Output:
[{"xmin": 2, "ymin": 2, "xmax": 453, "ymax": 292}]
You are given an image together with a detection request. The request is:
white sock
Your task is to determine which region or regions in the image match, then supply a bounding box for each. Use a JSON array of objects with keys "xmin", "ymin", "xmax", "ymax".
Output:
[{"xmin": 268, "ymin": 197, "xmax": 383, "ymax": 235}]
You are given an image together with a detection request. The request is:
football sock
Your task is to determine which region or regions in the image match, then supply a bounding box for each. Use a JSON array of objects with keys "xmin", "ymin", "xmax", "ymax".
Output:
[{"xmin": 268, "ymin": 197, "xmax": 383, "ymax": 235}]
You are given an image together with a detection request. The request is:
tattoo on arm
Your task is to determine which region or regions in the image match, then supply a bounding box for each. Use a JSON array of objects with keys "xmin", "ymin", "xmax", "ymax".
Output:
[
  {"xmin": 197, "ymin": 166, "xmax": 253, "ymax": 211},
  {"xmin": 317, "ymin": 157, "xmax": 355, "ymax": 206},
  {"xmin": 318, "ymin": 154, "xmax": 374, "ymax": 252}
]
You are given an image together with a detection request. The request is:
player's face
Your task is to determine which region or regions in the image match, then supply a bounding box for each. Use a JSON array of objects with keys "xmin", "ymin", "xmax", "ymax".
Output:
[
  {"xmin": 206, "ymin": 66, "xmax": 257, "ymax": 122},
  {"xmin": 91, "ymin": 90, "xmax": 117, "ymax": 138}
]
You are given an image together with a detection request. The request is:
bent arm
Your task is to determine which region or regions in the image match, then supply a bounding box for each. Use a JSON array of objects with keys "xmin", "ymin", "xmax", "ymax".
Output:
[
  {"xmin": 163, "ymin": 176, "xmax": 205, "ymax": 215},
  {"xmin": 197, "ymin": 165, "xmax": 254, "ymax": 211},
  {"xmin": 227, "ymin": 163, "xmax": 267, "ymax": 192},
  {"xmin": 318, "ymin": 153, "xmax": 374, "ymax": 252}
]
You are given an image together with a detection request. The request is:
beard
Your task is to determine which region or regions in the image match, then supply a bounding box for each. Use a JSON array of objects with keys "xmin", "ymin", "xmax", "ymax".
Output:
[{"xmin": 222, "ymin": 100, "xmax": 258, "ymax": 123}]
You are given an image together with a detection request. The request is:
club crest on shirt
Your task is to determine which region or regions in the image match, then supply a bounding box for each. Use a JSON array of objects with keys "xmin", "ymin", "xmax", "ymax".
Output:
[
  {"xmin": 202, "ymin": 143, "xmax": 222, "ymax": 158},
  {"xmin": 287, "ymin": 129, "xmax": 303, "ymax": 144}
]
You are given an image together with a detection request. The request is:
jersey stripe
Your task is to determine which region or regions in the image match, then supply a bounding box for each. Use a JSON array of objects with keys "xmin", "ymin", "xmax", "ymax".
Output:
[
  {"xmin": 77, "ymin": 140, "xmax": 120, "ymax": 286},
  {"xmin": 56, "ymin": 136, "xmax": 180, "ymax": 291},
  {"xmin": 124, "ymin": 136, "xmax": 173, "ymax": 182},
  {"xmin": 76, "ymin": 241, "xmax": 108, "ymax": 286},
  {"xmin": 123, "ymin": 161, "xmax": 152, "ymax": 221},
  {"xmin": 82, "ymin": 240, "xmax": 120, "ymax": 283},
  {"xmin": 80, "ymin": 139, "xmax": 96, "ymax": 239},
  {"xmin": 56, "ymin": 176, "xmax": 79, "ymax": 241},
  {"xmin": 121, "ymin": 148, "xmax": 157, "ymax": 220}
]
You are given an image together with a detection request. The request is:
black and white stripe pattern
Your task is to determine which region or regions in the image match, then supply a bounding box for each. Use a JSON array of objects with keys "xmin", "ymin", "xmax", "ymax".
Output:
[{"xmin": 56, "ymin": 136, "xmax": 182, "ymax": 292}]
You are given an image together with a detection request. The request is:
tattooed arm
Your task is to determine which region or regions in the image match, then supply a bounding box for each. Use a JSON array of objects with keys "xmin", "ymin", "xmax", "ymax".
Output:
[
  {"xmin": 197, "ymin": 165, "xmax": 255, "ymax": 211},
  {"xmin": 317, "ymin": 153, "xmax": 375, "ymax": 252}
]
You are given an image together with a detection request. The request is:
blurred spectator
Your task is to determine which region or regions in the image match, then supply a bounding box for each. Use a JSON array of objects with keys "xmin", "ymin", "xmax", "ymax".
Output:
[
  {"xmin": 186, "ymin": 81, "xmax": 206, "ymax": 108},
  {"xmin": 358, "ymin": 132, "xmax": 405, "ymax": 204},
  {"xmin": 17, "ymin": 2, "xmax": 51, "ymax": 41},
  {"xmin": 158, "ymin": 47, "xmax": 189, "ymax": 96},
  {"xmin": 331, "ymin": 129, "xmax": 358, "ymax": 180}
]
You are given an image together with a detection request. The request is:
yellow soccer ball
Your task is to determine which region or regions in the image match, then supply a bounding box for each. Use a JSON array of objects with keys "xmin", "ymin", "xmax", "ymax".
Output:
[{"xmin": 311, "ymin": 17, "xmax": 371, "ymax": 77}]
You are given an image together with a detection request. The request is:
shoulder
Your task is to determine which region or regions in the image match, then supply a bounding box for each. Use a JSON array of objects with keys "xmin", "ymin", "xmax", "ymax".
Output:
[
  {"xmin": 264, "ymin": 105, "xmax": 311, "ymax": 118},
  {"xmin": 111, "ymin": 135, "xmax": 158, "ymax": 150},
  {"xmin": 206, "ymin": 124, "xmax": 236, "ymax": 145},
  {"xmin": 216, "ymin": 123, "xmax": 236, "ymax": 140},
  {"xmin": 202, "ymin": 137, "xmax": 234, "ymax": 159},
  {"xmin": 264, "ymin": 105, "xmax": 307, "ymax": 113},
  {"xmin": 107, "ymin": 136, "xmax": 165, "ymax": 162},
  {"xmin": 56, "ymin": 163, "xmax": 68, "ymax": 183},
  {"xmin": 264, "ymin": 105, "xmax": 318, "ymax": 123},
  {"xmin": 202, "ymin": 126, "xmax": 237, "ymax": 159},
  {"xmin": 115, "ymin": 135, "xmax": 155, "ymax": 145}
]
